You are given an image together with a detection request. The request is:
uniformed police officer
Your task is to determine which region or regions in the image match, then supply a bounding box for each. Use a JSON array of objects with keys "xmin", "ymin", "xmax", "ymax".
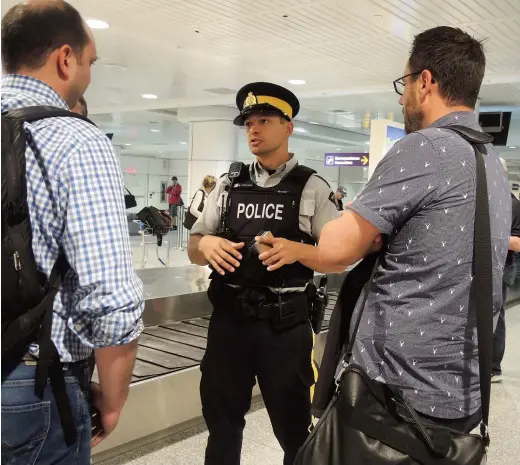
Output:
[{"xmin": 188, "ymin": 82, "xmax": 341, "ymax": 465}]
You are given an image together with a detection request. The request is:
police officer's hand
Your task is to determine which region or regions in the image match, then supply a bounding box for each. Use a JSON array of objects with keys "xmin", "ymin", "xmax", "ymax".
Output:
[
  {"xmin": 198, "ymin": 235, "xmax": 244, "ymax": 275},
  {"xmin": 256, "ymin": 235, "xmax": 299, "ymax": 271}
]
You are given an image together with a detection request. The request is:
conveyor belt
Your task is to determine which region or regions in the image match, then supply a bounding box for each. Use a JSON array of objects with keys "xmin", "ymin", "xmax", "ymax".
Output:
[
  {"xmin": 93, "ymin": 292, "xmax": 338, "ymax": 385},
  {"xmin": 143, "ymin": 327, "xmax": 207, "ymax": 349},
  {"xmin": 161, "ymin": 321, "xmax": 209, "ymax": 337},
  {"xmin": 138, "ymin": 333, "xmax": 206, "ymax": 360}
]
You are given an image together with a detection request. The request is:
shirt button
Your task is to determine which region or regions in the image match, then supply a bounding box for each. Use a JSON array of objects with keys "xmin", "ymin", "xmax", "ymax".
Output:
[{"xmin": 75, "ymin": 324, "xmax": 82, "ymax": 331}]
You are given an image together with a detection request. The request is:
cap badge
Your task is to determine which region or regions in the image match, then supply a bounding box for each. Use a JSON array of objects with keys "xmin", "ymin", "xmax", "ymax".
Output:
[{"xmin": 243, "ymin": 92, "xmax": 257, "ymax": 109}]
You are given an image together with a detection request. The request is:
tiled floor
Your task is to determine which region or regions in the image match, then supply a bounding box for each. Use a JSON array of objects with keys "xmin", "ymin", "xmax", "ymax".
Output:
[{"xmin": 98, "ymin": 304, "xmax": 520, "ymax": 465}]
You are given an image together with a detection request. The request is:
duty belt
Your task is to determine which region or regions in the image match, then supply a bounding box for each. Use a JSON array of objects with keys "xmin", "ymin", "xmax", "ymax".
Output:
[{"xmin": 211, "ymin": 283, "xmax": 309, "ymax": 321}]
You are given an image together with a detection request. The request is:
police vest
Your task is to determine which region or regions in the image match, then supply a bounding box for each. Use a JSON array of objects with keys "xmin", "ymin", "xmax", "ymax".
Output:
[{"xmin": 214, "ymin": 164, "xmax": 316, "ymax": 288}]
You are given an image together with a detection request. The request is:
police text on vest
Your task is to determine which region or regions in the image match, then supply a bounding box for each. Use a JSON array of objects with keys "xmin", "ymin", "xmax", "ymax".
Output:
[{"xmin": 237, "ymin": 203, "xmax": 284, "ymax": 220}]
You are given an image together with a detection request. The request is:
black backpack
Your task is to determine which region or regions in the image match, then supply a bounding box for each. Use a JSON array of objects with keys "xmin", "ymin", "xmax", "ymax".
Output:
[
  {"xmin": 137, "ymin": 206, "xmax": 171, "ymax": 245},
  {"xmin": 1, "ymin": 105, "xmax": 95, "ymax": 446}
]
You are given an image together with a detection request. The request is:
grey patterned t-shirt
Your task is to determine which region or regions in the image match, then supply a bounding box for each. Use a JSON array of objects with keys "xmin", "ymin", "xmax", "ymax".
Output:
[{"xmin": 350, "ymin": 111, "xmax": 510, "ymax": 419}]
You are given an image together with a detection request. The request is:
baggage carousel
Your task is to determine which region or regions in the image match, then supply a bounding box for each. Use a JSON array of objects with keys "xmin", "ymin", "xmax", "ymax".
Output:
[
  {"xmin": 92, "ymin": 265, "xmax": 341, "ymax": 462},
  {"xmin": 91, "ymin": 262, "xmax": 520, "ymax": 462}
]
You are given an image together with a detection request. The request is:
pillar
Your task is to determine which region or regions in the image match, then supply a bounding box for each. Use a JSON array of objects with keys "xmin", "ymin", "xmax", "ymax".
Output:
[
  {"xmin": 177, "ymin": 106, "xmax": 239, "ymax": 201},
  {"xmin": 368, "ymin": 119, "xmax": 406, "ymax": 180}
]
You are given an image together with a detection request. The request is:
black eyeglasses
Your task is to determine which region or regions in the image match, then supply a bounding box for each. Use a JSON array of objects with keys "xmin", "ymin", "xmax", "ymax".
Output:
[{"xmin": 393, "ymin": 71, "xmax": 422, "ymax": 96}]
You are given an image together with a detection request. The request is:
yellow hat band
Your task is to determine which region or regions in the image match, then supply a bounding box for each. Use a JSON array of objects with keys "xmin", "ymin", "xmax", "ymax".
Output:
[{"xmin": 248, "ymin": 95, "xmax": 293, "ymax": 119}]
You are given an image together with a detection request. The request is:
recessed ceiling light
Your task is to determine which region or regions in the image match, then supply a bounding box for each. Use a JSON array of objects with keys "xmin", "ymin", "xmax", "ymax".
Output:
[
  {"xmin": 86, "ymin": 19, "xmax": 109, "ymax": 29},
  {"xmin": 288, "ymin": 79, "xmax": 306, "ymax": 85},
  {"xmin": 124, "ymin": 143, "xmax": 132, "ymax": 146},
  {"xmin": 309, "ymin": 121, "xmax": 319, "ymax": 125},
  {"xmin": 510, "ymin": 146, "xmax": 517, "ymax": 149},
  {"xmin": 142, "ymin": 94, "xmax": 158, "ymax": 99},
  {"xmin": 365, "ymin": 141, "xmax": 371, "ymax": 145},
  {"xmin": 293, "ymin": 127, "xmax": 307, "ymax": 133},
  {"xmin": 150, "ymin": 129, "xmax": 160, "ymax": 133},
  {"xmin": 336, "ymin": 148, "xmax": 342, "ymax": 151},
  {"xmin": 180, "ymin": 141, "xmax": 187, "ymax": 145}
]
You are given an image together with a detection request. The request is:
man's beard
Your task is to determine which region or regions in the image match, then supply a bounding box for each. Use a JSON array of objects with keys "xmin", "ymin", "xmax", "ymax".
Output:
[{"xmin": 404, "ymin": 102, "xmax": 424, "ymax": 134}]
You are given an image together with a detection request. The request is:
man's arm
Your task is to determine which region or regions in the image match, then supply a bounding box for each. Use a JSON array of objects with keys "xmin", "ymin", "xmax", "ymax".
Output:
[
  {"xmin": 509, "ymin": 236, "xmax": 520, "ymax": 252},
  {"xmin": 257, "ymin": 174, "xmax": 345, "ymax": 273},
  {"xmin": 60, "ymin": 134, "xmax": 144, "ymax": 443},
  {"xmin": 318, "ymin": 133, "xmax": 441, "ymax": 269},
  {"xmin": 318, "ymin": 210, "xmax": 381, "ymax": 268},
  {"xmin": 257, "ymin": 237, "xmax": 345, "ymax": 273}
]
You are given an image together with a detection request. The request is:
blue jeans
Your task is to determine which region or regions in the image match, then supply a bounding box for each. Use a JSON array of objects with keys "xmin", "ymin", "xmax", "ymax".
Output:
[{"xmin": 1, "ymin": 361, "xmax": 92, "ymax": 465}]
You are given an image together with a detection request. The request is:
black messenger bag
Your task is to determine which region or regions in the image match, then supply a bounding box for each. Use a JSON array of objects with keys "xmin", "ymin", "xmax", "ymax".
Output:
[
  {"xmin": 294, "ymin": 126, "xmax": 494, "ymax": 465},
  {"xmin": 124, "ymin": 187, "xmax": 137, "ymax": 209},
  {"xmin": 183, "ymin": 189, "xmax": 206, "ymax": 230}
]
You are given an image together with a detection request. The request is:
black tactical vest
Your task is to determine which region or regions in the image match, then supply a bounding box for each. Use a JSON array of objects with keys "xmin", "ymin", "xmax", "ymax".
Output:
[{"xmin": 214, "ymin": 164, "xmax": 316, "ymax": 288}]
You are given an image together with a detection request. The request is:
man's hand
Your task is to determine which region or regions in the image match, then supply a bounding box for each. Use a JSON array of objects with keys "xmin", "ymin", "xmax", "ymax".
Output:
[
  {"xmin": 257, "ymin": 235, "xmax": 301, "ymax": 271},
  {"xmin": 198, "ymin": 235, "xmax": 244, "ymax": 275},
  {"xmin": 90, "ymin": 383, "xmax": 123, "ymax": 448}
]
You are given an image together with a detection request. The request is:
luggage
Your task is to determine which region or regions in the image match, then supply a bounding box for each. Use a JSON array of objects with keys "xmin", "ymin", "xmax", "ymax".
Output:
[
  {"xmin": 137, "ymin": 206, "xmax": 171, "ymax": 245},
  {"xmin": 124, "ymin": 187, "xmax": 137, "ymax": 209},
  {"xmin": 183, "ymin": 189, "xmax": 206, "ymax": 230}
]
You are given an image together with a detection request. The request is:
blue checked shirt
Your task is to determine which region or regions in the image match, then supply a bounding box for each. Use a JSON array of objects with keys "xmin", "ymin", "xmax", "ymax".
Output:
[{"xmin": 2, "ymin": 75, "xmax": 144, "ymax": 363}]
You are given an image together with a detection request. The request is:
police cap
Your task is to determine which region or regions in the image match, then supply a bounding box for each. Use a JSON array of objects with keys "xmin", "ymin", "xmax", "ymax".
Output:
[{"xmin": 233, "ymin": 82, "xmax": 300, "ymax": 126}]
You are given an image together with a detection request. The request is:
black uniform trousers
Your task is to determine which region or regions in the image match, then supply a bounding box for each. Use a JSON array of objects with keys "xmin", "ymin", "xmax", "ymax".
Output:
[{"xmin": 200, "ymin": 302, "xmax": 315, "ymax": 465}]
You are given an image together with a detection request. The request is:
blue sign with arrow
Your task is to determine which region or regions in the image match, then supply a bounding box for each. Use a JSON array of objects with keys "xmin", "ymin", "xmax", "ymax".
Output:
[{"xmin": 324, "ymin": 153, "xmax": 369, "ymax": 167}]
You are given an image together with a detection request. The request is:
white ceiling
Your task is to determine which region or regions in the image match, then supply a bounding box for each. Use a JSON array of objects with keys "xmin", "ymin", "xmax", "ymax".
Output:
[
  {"xmin": 2, "ymin": 0, "xmax": 520, "ymax": 161},
  {"xmin": 3, "ymin": 0, "xmax": 519, "ymax": 113}
]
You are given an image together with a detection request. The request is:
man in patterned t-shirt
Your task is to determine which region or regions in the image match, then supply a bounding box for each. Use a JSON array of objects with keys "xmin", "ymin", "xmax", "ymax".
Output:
[{"xmin": 317, "ymin": 26, "xmax": 510, "ymax": 432}]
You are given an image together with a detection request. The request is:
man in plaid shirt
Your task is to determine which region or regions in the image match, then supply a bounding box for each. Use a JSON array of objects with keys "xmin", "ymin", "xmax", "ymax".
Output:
[{"xmin": 1, "ymin": 2, "xmax": 144, "ymax": 463}]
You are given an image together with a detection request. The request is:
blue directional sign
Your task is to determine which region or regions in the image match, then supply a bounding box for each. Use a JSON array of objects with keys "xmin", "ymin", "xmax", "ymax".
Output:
[{"xmin": 324, "ymin": 153, "xmax": 369, "ymax": 167}]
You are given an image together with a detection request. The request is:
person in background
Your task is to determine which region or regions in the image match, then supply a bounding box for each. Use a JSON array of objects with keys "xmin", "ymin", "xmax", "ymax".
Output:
[
  {"xmin": 71, "ymin": 94, "xmax": 87, "ymax": 117},
  {"xmin": 1, "ymin": 2, "xmax": 144, "ymax": 463},
  {"xmin": 166, "ymin": 176, "xmax": 182, "ymax": 230},
  {"xmin": 492, "ymin": 158, "xmax": 520, "ymax": 383},
  {"xmin": 317, "ymin": 26, "xmax": 509, "ymax": 432},
  {"xmin": 335, "ymin": 186, "xmax": 347, "ymax": 210},
  {"xmin": 189, "ymin": 175, "xmax": 216, "ymax": 221}
]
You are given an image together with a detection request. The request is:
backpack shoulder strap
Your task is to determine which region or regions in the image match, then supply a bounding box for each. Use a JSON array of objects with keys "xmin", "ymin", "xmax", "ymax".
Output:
[
  {"xmin": 3, "ymin": 105, "xmax": 94, "ymax": 125},
  {"xmin": 2, "ymin": 116, "xmax": 28, "ymax": 226},
  {"xmin": 1, "ymin": 106, "xmax": 95, "ymax": 225}
]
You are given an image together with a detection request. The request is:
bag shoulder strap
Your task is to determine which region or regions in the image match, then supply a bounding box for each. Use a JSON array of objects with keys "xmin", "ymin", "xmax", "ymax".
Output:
[
  {"xmin": 2, "ymin": 105, "xmax": 95, "ymax": 224},
  {"xmin": 199, "ymin": 189, "xmax": 206, "ymax": 212},
  {"xmin": 345, "ymin": 125, "xmax": 493, "ymax": 442},
  {"xmin": 446, "ymin": 125, "xmax": 493, "ymax": 440},
  {"xmin": 3, "ymin": 105, "xmax": 94, "ymax": 125}
]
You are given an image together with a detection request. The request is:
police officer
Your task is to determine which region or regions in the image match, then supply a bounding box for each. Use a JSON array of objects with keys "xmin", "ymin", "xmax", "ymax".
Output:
[
  {"xmin": 335, "ymin": 186, "xmax": 347, "ymax": 210},
  {"xmin": 188, "ymin": 82, "xmax": 341, "ymax": 465}
]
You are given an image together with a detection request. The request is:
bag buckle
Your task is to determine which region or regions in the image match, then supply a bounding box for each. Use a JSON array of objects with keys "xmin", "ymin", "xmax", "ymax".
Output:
[
  {"xmin": 334, "ymin": 360, "xmax": 348, "ymax": 393},
  {"xmin": 480, "ymin": 422, "xmax": 490, "ymax": 447}
]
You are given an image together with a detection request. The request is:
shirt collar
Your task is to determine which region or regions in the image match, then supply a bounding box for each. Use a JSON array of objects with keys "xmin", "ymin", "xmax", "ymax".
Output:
[
  {"xmin": 1, "ymin": 74, "xmax": 69, "ymax": 110},
  {"xmin": 429, "ymin": 111, "xmax": 480, "ymax": 130},
  {"xmin": 252, "ymin": 153, "xmax": 297, "ymax": 179}
]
